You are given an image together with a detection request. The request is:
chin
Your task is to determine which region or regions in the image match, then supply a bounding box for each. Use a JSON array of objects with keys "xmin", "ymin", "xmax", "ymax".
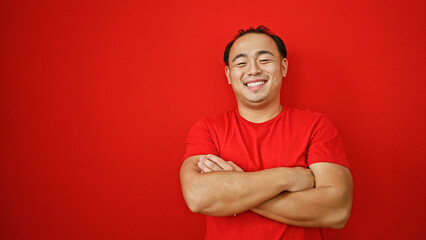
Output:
[
  {"xmin": 243, "ymin": 98, "xmax": 269, "ymax": 107},
  {"xmin": 245, "ymin": 95, "xmax": 268, "ymax": 104}
]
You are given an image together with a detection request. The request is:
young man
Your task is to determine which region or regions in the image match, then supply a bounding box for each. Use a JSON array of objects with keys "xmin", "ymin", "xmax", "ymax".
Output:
[{"xmin": 180, "ymin": 26, "xmax": 353, "ymax": 239}]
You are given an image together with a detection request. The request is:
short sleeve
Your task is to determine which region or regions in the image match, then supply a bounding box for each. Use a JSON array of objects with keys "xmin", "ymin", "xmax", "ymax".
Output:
[
  {"xmin": 182, "ymin": 117, "xmax": 219, "ymax": 161},
  {"xmin": 307, "ymin": 115, "xmax": 350, "ymax": 169}
]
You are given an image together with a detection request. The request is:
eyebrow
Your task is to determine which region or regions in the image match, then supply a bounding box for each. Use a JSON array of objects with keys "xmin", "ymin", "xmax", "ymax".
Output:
[
  {"xmin": 232, "ymin": 50, "xmax": 275, "ymax": 62},
  {"xmin": 232, "ymin": 53, "xmax": 247, "ymax": 63}
]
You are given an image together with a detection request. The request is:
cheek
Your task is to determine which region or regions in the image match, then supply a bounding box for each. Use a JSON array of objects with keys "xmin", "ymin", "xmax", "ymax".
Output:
[
  {"xmin": 265, "ymin": 64, "xmax": 280, "ymax": 73},
  {"xmin": 230, "ymin": 70, "xmax": 244, "ymax": 80}
]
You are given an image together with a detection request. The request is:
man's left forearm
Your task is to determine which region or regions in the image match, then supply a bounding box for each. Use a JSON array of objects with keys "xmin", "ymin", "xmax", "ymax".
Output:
[
  {"xmin": 252, "ymin": 185, "xmax": 352, "ymax": 229},
  {"xmin": 252, "ymin": 162, "xmax": 353, "ymax": 229}
]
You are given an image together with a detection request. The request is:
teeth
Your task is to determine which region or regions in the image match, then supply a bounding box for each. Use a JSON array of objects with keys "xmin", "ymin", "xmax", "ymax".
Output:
[{"xmin": 246, "ymin": 81, "xmax": 265, "ymax": 87}]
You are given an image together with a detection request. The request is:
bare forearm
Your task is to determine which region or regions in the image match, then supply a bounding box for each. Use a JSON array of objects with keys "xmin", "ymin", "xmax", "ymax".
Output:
[
  {"xmin": 181, "ymin": 161, "xmax": 288, "ymax": 216},
  {"xmin": 252, "ymin": 163, "xmax": 353, "ymax": 229},
  {"xmin": 252, "ymin": 186, "xmax": 352, "ymax": 228},
  {"xmin": 180, "ymin": 155, "xmax": 315, "ymax": 217}
]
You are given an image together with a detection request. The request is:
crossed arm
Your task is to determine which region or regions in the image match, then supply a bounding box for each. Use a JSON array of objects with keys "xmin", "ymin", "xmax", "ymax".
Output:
[{"xmin": 180, "ymin": 154, "xmax": 353, "ymax": 229}]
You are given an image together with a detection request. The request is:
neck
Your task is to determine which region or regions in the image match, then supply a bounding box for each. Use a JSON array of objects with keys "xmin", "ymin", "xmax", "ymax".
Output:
[{"xmin": 237, "ymin": 101, "xmax": 282, "ymax": 123}]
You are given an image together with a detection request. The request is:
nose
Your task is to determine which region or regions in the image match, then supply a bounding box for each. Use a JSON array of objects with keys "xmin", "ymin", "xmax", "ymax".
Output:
[{"xmin": 247, "ymin": 61, "xmax": 261, "ymax": 76}]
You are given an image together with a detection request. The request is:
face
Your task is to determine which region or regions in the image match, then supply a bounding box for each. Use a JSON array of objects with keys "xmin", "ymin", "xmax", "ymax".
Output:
[{"xmin": 225, "ymin": 33, "xmax": 288, "ymax": 108}]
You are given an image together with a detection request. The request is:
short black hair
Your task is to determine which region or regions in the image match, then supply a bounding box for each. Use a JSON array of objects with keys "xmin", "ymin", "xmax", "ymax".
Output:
[{"xmin": 223, "ymin": 25, "xmax": 287, "ymax": 66}]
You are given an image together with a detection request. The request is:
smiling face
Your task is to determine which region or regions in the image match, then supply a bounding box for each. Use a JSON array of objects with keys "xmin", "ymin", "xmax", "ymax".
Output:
[{"xmin": 225, "ymin": 33, "xmax": 288, "ymax": 109}]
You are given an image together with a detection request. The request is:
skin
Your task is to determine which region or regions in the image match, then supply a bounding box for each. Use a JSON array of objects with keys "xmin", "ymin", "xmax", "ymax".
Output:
[
  {"xmin": 225, "ymin": 33, "xmax": 288, "ymax": 123},
  {"xmin": 181, "ymin": 154, "xmax": 315, "ymax": 216},
  {"xmin": 180, "ymin": 33, "xmax": 353, "ymax": 229}
]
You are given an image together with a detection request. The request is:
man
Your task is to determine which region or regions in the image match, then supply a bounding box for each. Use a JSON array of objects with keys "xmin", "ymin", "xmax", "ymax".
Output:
[{"xmin": 180, "ymin": 25, "xmax": 353, "ymax": 239}]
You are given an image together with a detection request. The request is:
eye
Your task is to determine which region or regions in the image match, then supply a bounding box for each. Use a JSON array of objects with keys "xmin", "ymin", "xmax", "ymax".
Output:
[
  {"xmin": 235, "ymin": 62, "xmax": 247, "ymax": 67},
  {"xmin": 259, "ymin": 59, "xmax": 272, "ymax": 64}
]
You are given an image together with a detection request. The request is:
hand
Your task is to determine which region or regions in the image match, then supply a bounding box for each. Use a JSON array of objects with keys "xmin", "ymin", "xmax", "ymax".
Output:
[
  {"xmin": 286, "ymin": 167, "xmax": 315, "ymax": 192},
  {"xmin": 197, "ymin": 154, "xmax": 244, "ymax": 173}
]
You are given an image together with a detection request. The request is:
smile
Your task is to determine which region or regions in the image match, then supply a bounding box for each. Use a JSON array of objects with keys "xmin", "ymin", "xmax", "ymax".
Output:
[
  {"xmin": 246, "ymin": 81, "xmax": 265, "ymax": 87},
  {"xmin": 245, "ymin": 80, "xmax": 266, "ymax": 90}
]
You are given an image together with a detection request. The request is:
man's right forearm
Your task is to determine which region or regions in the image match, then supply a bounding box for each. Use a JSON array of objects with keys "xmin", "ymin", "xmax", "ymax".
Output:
[{"xmin": 180, "ymin": 155, "xmax": 311, "ymax": 216}]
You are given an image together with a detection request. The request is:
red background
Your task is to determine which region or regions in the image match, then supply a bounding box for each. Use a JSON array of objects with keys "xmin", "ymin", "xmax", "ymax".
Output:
[{"xmin": 1, "ymin": 0, "xmax": 425, "ymax": 239}]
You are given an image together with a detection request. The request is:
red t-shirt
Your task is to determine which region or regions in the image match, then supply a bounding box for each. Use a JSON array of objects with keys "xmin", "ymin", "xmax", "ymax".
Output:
[{"xmin": 183, "ymin": 107, "xmax": 350, "ymax": 240}]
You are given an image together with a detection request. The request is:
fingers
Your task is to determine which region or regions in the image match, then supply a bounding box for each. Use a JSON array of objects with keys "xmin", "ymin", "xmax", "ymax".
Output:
[
  {"xmin": 197, "ymin": 154, "xmax": 244, "ymax": 173},
  {"xmin": 198, "ymin": 156, "xmax": 223, "ymax": 173},
  {"xmin": 205, "ymin": 154, "xmax": 234, "ymax": 171},
  {"xmin": 197, "ymin": 160, "xmax": 211, "ymax": 173},
  {"xmin": 227, "ymin": 161, "xmax": 244, "ymax": 172}
]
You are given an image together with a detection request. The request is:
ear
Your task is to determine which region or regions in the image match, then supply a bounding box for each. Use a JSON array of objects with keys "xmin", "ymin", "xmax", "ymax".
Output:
[
  {"xmin": 225, "ymin": 66, "xmax": 231, "ymax": 84},
  {"xmin": 281, "ymin": 58, "xmax": 288, "ymax": 77}
]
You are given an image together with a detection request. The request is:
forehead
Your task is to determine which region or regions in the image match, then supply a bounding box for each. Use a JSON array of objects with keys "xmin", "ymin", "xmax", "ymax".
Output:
[{"xmin": 230, "ymin": 33, "xmax": 279, "ymax": 58}]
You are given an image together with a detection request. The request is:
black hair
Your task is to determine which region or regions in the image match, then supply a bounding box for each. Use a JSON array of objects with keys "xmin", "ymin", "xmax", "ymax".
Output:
[{"xmin": 223, "ymin": 25, "xmax": 287, "ymax": 66}]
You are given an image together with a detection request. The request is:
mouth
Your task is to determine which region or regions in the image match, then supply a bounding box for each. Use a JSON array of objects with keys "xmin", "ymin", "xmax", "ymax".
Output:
[{"xmin": 245, "ymin": 80, "xmax": 267, "ymax": 91}]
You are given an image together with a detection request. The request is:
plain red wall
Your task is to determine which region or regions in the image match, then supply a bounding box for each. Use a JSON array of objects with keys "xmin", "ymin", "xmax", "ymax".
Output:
[{"xmin": 1, "ymin": 0, "xmax": 425, "ymax": 239}]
